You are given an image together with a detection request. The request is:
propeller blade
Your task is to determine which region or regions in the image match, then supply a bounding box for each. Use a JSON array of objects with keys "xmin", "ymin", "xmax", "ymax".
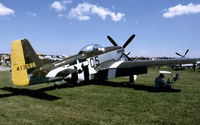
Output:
[
  {"xmin": 123, "ymin": 34, "xmax": 135, "ymax": 48},
  {"xmin": 122, "ymin": 53, "xmax": 132, "ymax": 61},
  {"xmin": 107, "ymin": 35, "xmax": 118, "ymax": 46},
  {"xmin": 125, "ymin": 54, "xmax": 131, "ymax": 60},
  {"xmin": 176, "ymin": 52, "xmax": 182, "ymax": 57},
  {"xmin": 127, "ymin": 52, "xmax": 131, "ymax": 56},
  {"xmin": 184, "ymin": 49, "xmax": 189, "ymax": 56}
]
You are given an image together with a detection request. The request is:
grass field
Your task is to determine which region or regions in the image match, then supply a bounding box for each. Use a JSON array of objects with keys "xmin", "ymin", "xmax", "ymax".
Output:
[{"xmin": 0, "ymin": 68, "xmax": 200, "ymax": 125}]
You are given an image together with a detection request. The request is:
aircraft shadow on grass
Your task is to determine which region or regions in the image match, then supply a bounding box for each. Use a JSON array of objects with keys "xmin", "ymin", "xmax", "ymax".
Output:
[
  {"xmin": 0, "ymin": 82, "xmax": 90, "ymax": 101},
  {"xmin": 0, "ymin": 81, "xmax": 181, "ymax": 101},
  {"xmin": 0, "ymin": 86, "xmax": 61, "ymax": 101},
  {"xmin": 92, "ymin": 81, "xmax": 181, "ymax": 93}
]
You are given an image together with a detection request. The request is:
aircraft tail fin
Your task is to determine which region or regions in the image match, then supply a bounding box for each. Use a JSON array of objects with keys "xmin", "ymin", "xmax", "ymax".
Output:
[{"xmin": 11, "ymin": 39, "xmax": 43, "ymax": 86}]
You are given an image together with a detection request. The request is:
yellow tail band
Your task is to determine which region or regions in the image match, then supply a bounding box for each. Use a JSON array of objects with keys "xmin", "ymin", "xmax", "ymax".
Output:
[{"xmin": 11, "ymin": 40, "xmax": 29, "ymax": 86}]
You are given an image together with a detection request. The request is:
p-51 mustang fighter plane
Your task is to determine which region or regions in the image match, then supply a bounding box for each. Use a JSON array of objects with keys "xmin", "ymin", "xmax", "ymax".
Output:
[{"xmin": 11, "ymin": 34, "xmax": 200, "ymax": 86}]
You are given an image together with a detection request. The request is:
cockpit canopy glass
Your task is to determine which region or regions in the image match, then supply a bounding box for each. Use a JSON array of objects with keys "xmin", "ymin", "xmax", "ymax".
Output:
[{"xmin": 80, "ymin": 44, "xmax": 103, "ymax": 52}]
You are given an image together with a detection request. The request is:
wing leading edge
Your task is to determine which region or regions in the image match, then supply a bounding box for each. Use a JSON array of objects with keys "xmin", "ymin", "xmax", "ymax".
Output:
[{"xmin": 117, "ymin": 58, "xmax": 200, "ymax": 69}]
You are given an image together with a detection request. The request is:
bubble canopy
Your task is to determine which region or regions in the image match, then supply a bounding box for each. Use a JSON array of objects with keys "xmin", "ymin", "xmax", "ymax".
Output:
[{"xmin": 80, "ymin": 44, "xmax": 103, "ymax": 52}]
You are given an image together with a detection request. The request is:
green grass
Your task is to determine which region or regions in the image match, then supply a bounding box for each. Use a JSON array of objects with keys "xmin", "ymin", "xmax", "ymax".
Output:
[{"xmin": 0, "ymin": 68, "xmax": 200, "ymax": 125}]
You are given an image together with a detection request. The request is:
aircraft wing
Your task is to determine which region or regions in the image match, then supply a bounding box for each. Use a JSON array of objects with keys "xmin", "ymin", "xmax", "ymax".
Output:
[
  {"xmin": 98, "ymin": 58, "xmax": 199, "ymax": 70},
  {"xmin": 117, "ymin": 58, "xmax": 200, "ymax": 68},
  {"xmin": 95, "ymin": 58, "xmax": 200, "ymax": 79}
]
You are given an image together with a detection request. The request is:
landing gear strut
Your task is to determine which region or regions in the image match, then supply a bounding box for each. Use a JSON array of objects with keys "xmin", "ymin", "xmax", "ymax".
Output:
[
  {"xmin": 193, "ymin": 63, "xmax": 196, "ymax": 72},
  {"xmin": 129, "ymin": 75, "xmax": 134, "ymax": 83}
]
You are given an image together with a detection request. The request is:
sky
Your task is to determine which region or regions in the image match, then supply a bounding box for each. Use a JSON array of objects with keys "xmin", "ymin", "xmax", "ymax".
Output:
[{"xmin": 0, "ymin": 0, "xmax": 200, "ymax": 57}]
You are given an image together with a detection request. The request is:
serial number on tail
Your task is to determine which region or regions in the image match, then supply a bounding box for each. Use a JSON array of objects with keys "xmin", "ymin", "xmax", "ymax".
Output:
[{"xmin": 16, "ymin": 62, "xmax": 36, "ymax": 71}]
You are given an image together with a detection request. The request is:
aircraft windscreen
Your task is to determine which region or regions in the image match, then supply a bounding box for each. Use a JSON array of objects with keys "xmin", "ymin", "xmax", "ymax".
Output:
[{"xmin": 80, "ymin": 44, "xmax": 103, "ymax": 52}]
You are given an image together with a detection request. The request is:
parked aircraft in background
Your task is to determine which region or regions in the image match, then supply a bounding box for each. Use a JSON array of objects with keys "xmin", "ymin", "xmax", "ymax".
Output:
[
  {"xmin": 172, "ymin": 49, "xmax": 199, "ymax": 70},
  {"xmin": 10, "ymin": 34, "xmax": 200, "ymax": 86}
]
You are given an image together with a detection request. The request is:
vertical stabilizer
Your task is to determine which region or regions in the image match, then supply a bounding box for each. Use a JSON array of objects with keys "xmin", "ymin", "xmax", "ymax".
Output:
[{"xmin": 11, "ymin": 39, "xmax": 40, "ymax": 86}]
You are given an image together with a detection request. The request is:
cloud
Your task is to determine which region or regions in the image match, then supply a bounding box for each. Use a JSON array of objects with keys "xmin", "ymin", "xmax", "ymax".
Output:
[
  {"xmin": 163, "ymin": 3, "xmax": 200, "ymax": 18},
  {"xmin": 51, "ymin": 1, "xmax": 66, "ymax": 12},
  {"xmin": 58, "ymin": 13, "xmax": 65, "ymax": 17},
  {"xmin": 62, "ymin": 0, "xmax": 72, "ymax": 5},
  {"xmin": 69, "ymin": 3, "xmax": 124, "ymax": 21},
  {"xmin": 27, "ymin": 12, "xmax": 37, "ymax": 17},
  {"xmin": 51, "ymin": 0, "xmax": 72, "ymax": 12},
  {"xmin": 0, "ymin": 3, "xmax": 15, "ymax": 16}
]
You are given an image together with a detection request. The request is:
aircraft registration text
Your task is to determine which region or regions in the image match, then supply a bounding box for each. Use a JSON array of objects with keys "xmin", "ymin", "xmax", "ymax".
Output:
[{"xmin": 16, "ymin": 62, "xmax": 36, "ymax": 71}]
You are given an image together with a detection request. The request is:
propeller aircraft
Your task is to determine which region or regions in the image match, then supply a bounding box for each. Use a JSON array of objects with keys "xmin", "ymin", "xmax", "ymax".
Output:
[
  {"xmin": 11, "ymin": 34, "xmax": 200, "ymax": 86},
  {"xmin": 172, "ymin": 49, "xmax": 197, "ymax": 70}
]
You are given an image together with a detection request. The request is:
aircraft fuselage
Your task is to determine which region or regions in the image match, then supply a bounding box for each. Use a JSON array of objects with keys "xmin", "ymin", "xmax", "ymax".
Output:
[{"xmin": 39, "ymin": 46, "xmax": 124, "ymax": 83}]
